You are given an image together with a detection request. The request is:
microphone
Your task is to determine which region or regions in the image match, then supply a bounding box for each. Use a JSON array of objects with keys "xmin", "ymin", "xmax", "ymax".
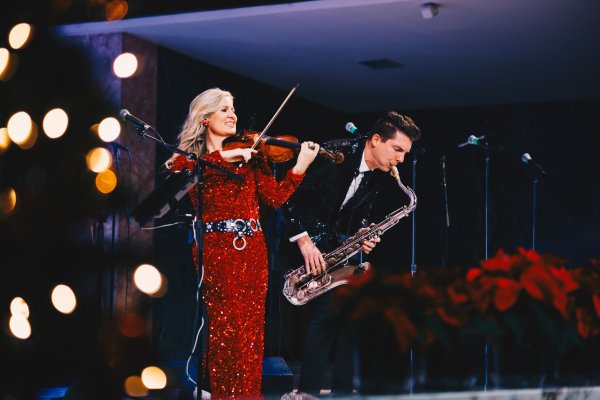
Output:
[
  {"xmin": 119, "ymin": 109, "xmax": 157, "ymax": 133},
  {"xmin": 521, "ymin": 153, "xmax": 546, "ymax": 175},
  {"xmin": 457, "ymin": 135, "xmax": 486, "ymax": 148},
  {"xmin": 345, "ymin": 122, "xmax": 362, "ymax": 136}
]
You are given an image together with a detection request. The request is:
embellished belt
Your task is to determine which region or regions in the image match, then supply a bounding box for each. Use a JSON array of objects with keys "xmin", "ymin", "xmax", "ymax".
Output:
[{"xmin": 203, "ymin": 218, "xmax": 261, "ymax": 250}]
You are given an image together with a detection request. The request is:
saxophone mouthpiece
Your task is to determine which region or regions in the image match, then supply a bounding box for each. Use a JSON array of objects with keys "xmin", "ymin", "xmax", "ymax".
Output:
[{"xmin": 389, "ymin": 166, "xmax": 400, "ymax": 183}]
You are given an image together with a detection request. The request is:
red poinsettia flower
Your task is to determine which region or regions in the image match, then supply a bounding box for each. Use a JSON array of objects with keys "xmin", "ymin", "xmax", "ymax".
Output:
[
  {"xmin": 447, "ymin": 286, "xmax": 469, "ymax": 304},
  {"xmin": 518, "ymin": 247, "xmax": 542, "ymax": 264},
  {"xmin": 594, "ymin": 294, "xmax": 600, "ymax": 318},
  {"xmin": 576, "ymin": 307, "xmax": 593, "ymax": 338},
  {"xmin": 469, "ymin": 276, "xmax": 495, "ymax": 312},
  {"xmin": 493, "ymin": 277, "xmax": 522, "ymax": 311},
  {"xmin": 480, "ymin": 249, "xmax": 521, "ymax": 272},
  {"xmin": 551, "ymin": 267, "xmax": 579, "ymax": 293},
  {"xmin": 520, "ymin": 264, "xmax": 570, "ymax": 318},
  {"xmin": 466, "ymin": 267, "xmax": 482, "ymax": 282}
]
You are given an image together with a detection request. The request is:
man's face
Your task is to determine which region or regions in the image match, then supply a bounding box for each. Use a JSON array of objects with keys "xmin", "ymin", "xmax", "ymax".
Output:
[{"xmin": 365, "ymin": 130, "xmax": 413, "ymax": 172}]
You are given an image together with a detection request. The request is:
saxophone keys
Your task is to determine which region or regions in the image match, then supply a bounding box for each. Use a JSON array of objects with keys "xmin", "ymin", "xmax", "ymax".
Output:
[{"xmin": 307, "ymin": 280, "xmax": 319, "ymax": 289}]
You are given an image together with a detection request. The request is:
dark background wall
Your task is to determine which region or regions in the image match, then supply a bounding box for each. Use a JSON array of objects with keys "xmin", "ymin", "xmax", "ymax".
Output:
[{"xmin": 151, "ymin": 47, "xmax": 600, "ymax": 360}]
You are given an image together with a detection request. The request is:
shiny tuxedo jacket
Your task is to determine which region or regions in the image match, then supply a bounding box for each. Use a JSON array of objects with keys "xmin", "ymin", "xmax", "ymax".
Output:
[{"xmin": 284, "ymin": 138, "xmax": 385, "ymax": 253}]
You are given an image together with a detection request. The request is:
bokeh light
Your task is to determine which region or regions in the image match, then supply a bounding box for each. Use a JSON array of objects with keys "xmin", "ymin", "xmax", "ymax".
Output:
[
  {"xmin": 7, "ymin": 111, "xmax": 33, "ymax": 144},
  {"xmin": 8, "ymin": 23, "xmax": 33, "ymax": 50},
  {"xmin": 124, "ymin": 376, "xmax": 148, "ymax": 398},
  {"xmin": 89, "ymin": 123, "xmax": 99, "ymax": 136},
  {"xmin": 9, "ymin": 314, "xmax": 31, "ymax": 340},
  {"xmin": 0, "ymin": 127, "xmax": 10, "ymax": 153},
  {"xmin": 0, "ymin": 187, "xmax": 17, "ymax": 215},
  {"xmin": 10, "ymin": 297, "xmax": 30, "ymax": 318},
  {"xmin": 106, "ymin": 0, "xmax": 129, "ymax": 21},
  {"xmin": 0, "ymin": 48, "xmax": 10, "ymax": 78},
  {"xmin": 51, "ymin": 284, "xmax": 77, "ymax": 314},
  {"xmin": 0, "ymin": 48, "xmax": 18, "ymax": 81},
  {"xmin": 98, "ymin": 117, "xmax": 121, "ymax": 142},
  {"xmin": 43, "ymin": 108, "xmax": 69, "ymax": 139},
  {"xmin": 133, "ymin": 264, "xmax": 162, "ymax": 295},
  {"xmin": 95, "ymin": 169, "xmax": 118, "ymax": 194},
  {"xmin": 141, "ymin": 366, "xmax": 167, "ymax": 390},
  {"xmin": 15, "ymin": 123, "xmax": 38, "ymax": 150},
  {"xmin": 86, "ymin": 147, "xmax": 112, "ymax": 173},
  {"xmin": 113, "ymin": 52, "xmax": 138, "ymax": 78}
]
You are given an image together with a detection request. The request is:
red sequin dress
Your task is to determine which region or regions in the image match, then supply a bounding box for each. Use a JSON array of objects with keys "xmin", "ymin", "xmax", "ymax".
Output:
[{"xmin": 171, "ymin": 151, "xmax": 303, "ymax": 398}]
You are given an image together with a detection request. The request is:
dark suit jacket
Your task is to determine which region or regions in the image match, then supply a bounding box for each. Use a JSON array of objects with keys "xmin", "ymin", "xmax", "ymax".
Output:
[{"xmin": 284, "ymin": 138, "xmax": 385, "ymax": 253}]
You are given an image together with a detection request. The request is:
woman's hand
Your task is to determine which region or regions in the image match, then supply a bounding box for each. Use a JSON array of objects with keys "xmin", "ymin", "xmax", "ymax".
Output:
[
  {"xmin": 219, "ymin": 148, "xmax": 257, "ymax": 163},
  {"xmin": 296, "ymin": 235, "xmax": 327, "ymax": 275},
  {"xmin": 292, "ymin": 141, "xmax": 319, "ymax": 175}
]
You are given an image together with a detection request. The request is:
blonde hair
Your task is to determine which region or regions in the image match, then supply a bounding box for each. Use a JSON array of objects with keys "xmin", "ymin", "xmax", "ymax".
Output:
[{"xmin": 165, "ymin": 88, "xmax": 234, "ymax": 169}]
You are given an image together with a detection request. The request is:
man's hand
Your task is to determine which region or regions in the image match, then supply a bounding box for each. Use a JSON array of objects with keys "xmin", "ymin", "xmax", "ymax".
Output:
[
  {"xmin": 357, "ymin": 225, "xmax": 381, "ymax": 254},
  {"xmin": 296, "ymin": 235, "xmax": 327, "ymax": 275}
]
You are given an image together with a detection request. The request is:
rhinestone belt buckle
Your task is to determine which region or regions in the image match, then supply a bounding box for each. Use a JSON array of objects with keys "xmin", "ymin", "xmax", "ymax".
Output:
[{"xmin": 232, "ymin": 219, "xmax": 248, "ymax": 250}]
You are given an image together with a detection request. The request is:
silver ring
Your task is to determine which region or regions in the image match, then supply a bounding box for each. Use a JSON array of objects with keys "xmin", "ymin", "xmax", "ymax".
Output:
[
  {"xmin": 233, "ymin": 236, "xmax": 247, "ymax": 251},
  {"xmin": 249, "ymin": 218, "xmax": 259, "ymax": 232}
]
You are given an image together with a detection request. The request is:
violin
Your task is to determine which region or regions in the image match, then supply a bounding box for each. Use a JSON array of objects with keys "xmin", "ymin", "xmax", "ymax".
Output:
[{"xmin": 221, "ymin": 130, "xmax": 344, "ymax": 164}]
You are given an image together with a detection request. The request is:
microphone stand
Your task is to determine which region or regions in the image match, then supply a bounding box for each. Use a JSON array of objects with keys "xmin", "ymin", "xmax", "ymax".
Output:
[
  {"xmin": 482, "ymin": 148, "xmax": 491, "ymax": 391},
  {"xmin": 134, "ymin": 125, "xmax": 241, "ymax": 395},
  {"xmin": 459, "ymin": 136, "xmax": 503, "ymax": 391},
  {"xmin": 440, "ymin": 155, "xmax": 450, "ymax": 267},
  {"xmin": 531, "ymin": 178, "xmax": 538, "ymax": 251},
  {"xmin": 410, "ymin": 150, "xmax": 418, "ymax": 276},
  {"xmin": 108, "ymin": 145, "xmax": 123, "ymax": 316},
  {"xmin": 484, "ymin": 149, "xmax": 490, "ymax": 261},
  {"xmin": 481, "ymin": 147, "xmax": 504, "ymax": 391},
  {"xmin": 408, "ymin": 145, "xmax": 425, "ymax": 395}
]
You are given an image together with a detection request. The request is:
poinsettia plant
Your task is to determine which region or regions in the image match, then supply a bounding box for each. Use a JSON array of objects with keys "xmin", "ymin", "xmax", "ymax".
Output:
[{"xmin": 336, "ymin": 248, "xmax": 600, "ymax": 356}]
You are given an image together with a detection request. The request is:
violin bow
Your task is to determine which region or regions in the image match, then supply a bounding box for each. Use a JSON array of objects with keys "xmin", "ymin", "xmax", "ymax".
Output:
[{"xmin": 250, "ymin": 84, "xmax": 299, "ymax": 150}]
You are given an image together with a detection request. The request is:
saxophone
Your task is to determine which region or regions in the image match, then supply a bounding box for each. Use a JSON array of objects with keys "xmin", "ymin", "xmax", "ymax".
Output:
[{"xmin": 282, "ymin": 166, "xmax": 417, "ymax": 306}]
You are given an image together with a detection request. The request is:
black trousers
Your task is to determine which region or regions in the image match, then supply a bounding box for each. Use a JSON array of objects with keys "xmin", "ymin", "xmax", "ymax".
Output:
[{"xmin": 297, "ymin": 289, "xmax": 355, "ymax": 395}]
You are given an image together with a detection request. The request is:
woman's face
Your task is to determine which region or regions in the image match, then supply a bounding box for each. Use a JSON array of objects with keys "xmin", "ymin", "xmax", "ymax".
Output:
[{"xmin": 206, "ymin": 96, "xmax": 237, "ymax": 138}]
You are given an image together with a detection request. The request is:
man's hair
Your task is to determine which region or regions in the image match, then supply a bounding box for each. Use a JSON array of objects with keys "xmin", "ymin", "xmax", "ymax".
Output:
[{"xmin": 368, "ymin": 111, "xmax": 421, "ymax": 142}]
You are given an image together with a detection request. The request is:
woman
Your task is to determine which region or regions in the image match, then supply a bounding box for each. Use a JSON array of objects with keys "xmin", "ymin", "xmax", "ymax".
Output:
[{"xmin": 166, "ymin": 88, "xmax": 318, "ymax": 397}]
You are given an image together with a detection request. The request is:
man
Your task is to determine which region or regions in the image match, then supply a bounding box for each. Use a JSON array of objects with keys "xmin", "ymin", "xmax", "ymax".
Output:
[{"xmin": 284, "ymin": 111, "xmax": 421, "ymax": 395}]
